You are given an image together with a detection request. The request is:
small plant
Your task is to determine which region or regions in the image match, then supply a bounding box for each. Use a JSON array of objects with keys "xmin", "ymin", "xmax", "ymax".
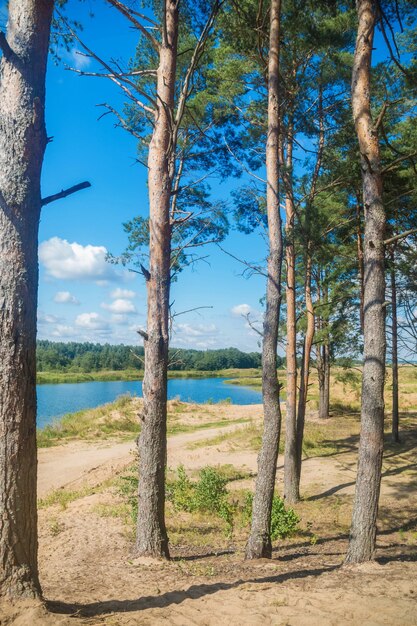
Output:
[
  {"xmin": 118, "ymin": 472, "xmax": 138, "ymax": 522},
  {"xmin": 242, "ymin": 492, "xmax": 299, "ymax": 540},
  {"xmin": 166, "ymin": 465, "xmax": 195, "ymax": 512},
  {"xmin": 166, "ymin": 465, "xmax": 235, "ymax": 537}
]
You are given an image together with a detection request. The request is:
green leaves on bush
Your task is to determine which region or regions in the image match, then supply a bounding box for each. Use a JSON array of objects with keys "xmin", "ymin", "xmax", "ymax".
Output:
[
  {"xmin": 242, "ymin": 492, "xmax": 299, "ymax": 540},
  {"xmin": 167, "ymin": 465, "xmax": 235, "ymax": 537},
  {"xmin": 118, "ymin": 464, "xmax": 299, "ymax": 543}
]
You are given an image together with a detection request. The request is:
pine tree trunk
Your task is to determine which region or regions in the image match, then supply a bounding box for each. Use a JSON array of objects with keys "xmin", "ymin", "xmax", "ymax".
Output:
[
  {"xmin": 356, "ymin": 199, "xmax": 365, "ymax": 334},
  {"xmin": 245, "ymin": 0, "xmax": 283, "ymax": 560},
  {"xmin": 0, "ymin": 0, "xmax": 53, "ymax": 598},
  {"xmin": 390, "ymin": 250, "xmax": 399, "ymax": 443},
  {"xmin": 283, "ymin": 133, "xmax": 299, "ymax": 506},
  {"xmin": 136, "ymin": 1, "xmax": 178, "ymax": 559},
  {"xmin": 318, "ymin": 281, "xmax": 330, "ymax": 419},
  {"xmin": 346, "ymin": 0, "xmax": 386, "ymax": 564},
  {"xmin": 320, "ymin": 342, "xmax": 330, "ymax": 419},
  {"xmin": 295, "ymin": 252, "xmax": 315, "ymax": 486}
]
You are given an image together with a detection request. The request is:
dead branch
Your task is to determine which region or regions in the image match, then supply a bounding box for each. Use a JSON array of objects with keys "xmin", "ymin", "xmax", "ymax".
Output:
[
  {"xmin": 384, "ymin": 228, "xmax": 417, "ymax": 246},
  {"xmin": 172, "ymin": 305, "xmax": 213, "ymax": 318},
  {"xmin": 106, "ymin": 0, "xmax": 161, "ymax": 52},
  {"xmin": 243, "ymin": 312, "xmax": 263, "ymax": 337},
  {"xmin": 216, "ymin": 243, "xmax": 268, "ymax": 279},
  {"xmin": 41, "ymin": 181, "xmax": 91, "ymax": 206},
  {"xmin": 137, "ymin": 328, "xmax": 149, "ymax": 341}
]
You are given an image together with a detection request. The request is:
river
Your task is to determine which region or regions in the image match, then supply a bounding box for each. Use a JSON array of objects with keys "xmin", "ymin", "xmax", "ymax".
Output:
[{"xmin": 36, "ymin": 377, "xmax": 262, "ymax": 428}]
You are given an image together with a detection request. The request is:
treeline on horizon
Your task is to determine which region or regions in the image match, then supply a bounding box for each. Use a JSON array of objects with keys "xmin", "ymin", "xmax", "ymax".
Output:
[
  {"xmin": 36, "ymin": 340, "xmax": 361, "ymax": 373},
  {"xmin": 36, "ymin": 340, "xmax": 266, "ymax": 372}
]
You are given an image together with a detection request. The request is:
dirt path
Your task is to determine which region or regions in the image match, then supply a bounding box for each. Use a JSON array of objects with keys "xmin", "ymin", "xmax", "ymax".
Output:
[{"xmin": 38, "ymin": 420, "xmax": 255, "ymax": 497}]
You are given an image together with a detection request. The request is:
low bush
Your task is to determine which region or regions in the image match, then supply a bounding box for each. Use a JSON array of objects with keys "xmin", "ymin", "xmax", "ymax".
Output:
[{"xmin": 242, "ymin": 492, "xmax": 299, "ymax": 540}]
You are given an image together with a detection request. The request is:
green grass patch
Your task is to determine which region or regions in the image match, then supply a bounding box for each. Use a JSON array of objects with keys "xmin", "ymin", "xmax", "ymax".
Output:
[
  {"xmin": 37, "ymin": 394, "xmax": 138, "ymax": 447},
  {"xmin": 187, "ymin": 421, "xmax": 263, "ymax": 451},
  {"xmin": 37, "ymin": 368, "xmax": 263, "ymax": 385},
  {"xmin": 38, "ymin": 485, "xmax": 98, "ymax": 510}
]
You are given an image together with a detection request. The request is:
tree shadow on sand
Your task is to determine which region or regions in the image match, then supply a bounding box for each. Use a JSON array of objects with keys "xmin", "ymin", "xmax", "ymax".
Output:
[{"xmin": 46, "ymin": 566, "xmax": 334, "ymax": 618}]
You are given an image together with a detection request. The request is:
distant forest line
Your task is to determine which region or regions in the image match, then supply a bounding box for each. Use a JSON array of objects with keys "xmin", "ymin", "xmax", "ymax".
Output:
[{"xmin": 36, "ymin": 340, "xmax": 267, "ymax": 372}]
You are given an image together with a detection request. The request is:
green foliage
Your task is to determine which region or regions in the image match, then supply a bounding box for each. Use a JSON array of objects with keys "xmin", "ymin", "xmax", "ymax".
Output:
[
  {"xmin": 167, "ymin": 465, "xmax": 235, "ymax": 537},
  {"xmin": 242, "ymin": 492, "xmax": 299, "ymax": 541},
  {"xmin": 36, "ymin": 340, "xmax": 263, "ymax": 374}
]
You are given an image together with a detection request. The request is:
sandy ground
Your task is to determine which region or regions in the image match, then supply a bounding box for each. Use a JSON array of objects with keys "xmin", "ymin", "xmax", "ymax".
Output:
[{"xmin": 2, "ymin": 405, "xmax": 417, "ymax": 626}]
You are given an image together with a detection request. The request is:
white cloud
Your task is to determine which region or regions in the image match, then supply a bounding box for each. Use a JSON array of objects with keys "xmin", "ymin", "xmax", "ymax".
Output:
[
  {"xmin": 101, "ymin": 298, "xmax": 137, "ymax": 314},
  {"xmin": 39, "ymin": 237, "xmax": 117, "ymax": 282},
  {"xmin": 38, "ymin": 311, "xmax": 61, "ymax": 325},
  {"xmin": 54, "ymin": 291, "xmax": 80, "ymax": 305},
  {"xmin": 51, "ymin": 324, "xmax": 76, "ymax": 338},
  {"xmin": 75, "ymin": 312, "xmax": 110, "ymax": 331},
  {"xmin": 176, "ymin": 323, "xmax": 217, "ymax": 337},
  {"xmin": 111, "ymin": 314, "xmax": 129, "ymax": 325},
  {"xmin": 231, "ymin": 304, "xmax": 253, "ymax": 317},
  {"xmin": 110, "ymin": 288, "xmax": 136, "ymax": 299}
]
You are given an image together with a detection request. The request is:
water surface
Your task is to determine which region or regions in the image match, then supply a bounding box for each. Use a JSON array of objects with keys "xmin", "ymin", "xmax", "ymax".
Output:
[{"xmin": 36, "ymin": 377, "xmax": 262, "ymax": 428}]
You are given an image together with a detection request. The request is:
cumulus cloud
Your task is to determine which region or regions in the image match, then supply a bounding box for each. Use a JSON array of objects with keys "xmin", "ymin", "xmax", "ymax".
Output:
[
  {"xmin": 176, "ymin": 323, "xmax": 217, "ymax": 337},
  {"xmin": 38, "ymin": 311, "xmax": 61, "ymax": 325},
  {"xmin": 110, "ymin": 288, "xmax": 136, "ymax": 299},
  {"xmin": 39, "ymin": 237, "xmax": 117, "ymax": 282},
  {"xmin": 75, "ymin": 312, "xmax": 110, "ymax": 331},
  {"xmin": 101, "ymin": 299, "xmax": 137, "ymax": 314},
  {"xmin": 51, "ymin": 324, "xmax": 76, "ymax": 338},
  {"xmin": 231, "ymin": 303, "xmax": 253, "ymax": 317},
  {"xmin": 54, "ymin": 291, "xmax": 80, "ymax": 305}
]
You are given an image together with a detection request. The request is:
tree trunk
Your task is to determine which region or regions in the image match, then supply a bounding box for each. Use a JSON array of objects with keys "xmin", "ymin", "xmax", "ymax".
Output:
[
  {"xmin": 136, "ymin": 1, "xmax": 178, "ymax": 559},
  {"xmin": 245, "ymin": 0, "xmax": 283, "ymax": 560},
  {"xmin": 390, "ymin": 249, "xmax": 399, "ymax": 443},
  {"xmin": 318, "ymin": 280, "xmax": 330, "ymax": 419},
  {"xmin": 346, "ymin": 0, "xmax": 386, "ymax": 564},
  {"xmin": 321, "ymin": 342, "xmax": 330, "ymax": 418},
  {"xmin": 294, "ymin": 251, "xmax": 315, "ymax": 491},
  {"xmin": 283, "ymin": 129, "xmax": 299, "ymax": 506},
  {"xmin": 0, "ymin": 0, "xmax": 53, "ymax": 598},
  {"xmin": 356, "ymin": 199, "xmax": 365, "ymax": 334}
]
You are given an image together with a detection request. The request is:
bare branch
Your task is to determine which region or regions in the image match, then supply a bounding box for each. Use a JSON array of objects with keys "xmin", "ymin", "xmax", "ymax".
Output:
[
  {"xmin": 41, "ymin": 181, "xmax": 91, "ymax": 207},
  {"xmin": 57, "ymin": 10, "xmax": 156, "ymax": 116},
  {"xmin": 216, "ymin": 243, "xmax": 268, "ymax": 279},
  {"xmin": 130, "ymin": 348, "xmax": 145, "ymax": 366},
  {"xmin": 106, "ymin": 0, "xmax": 161, "ymax": 52},
  {"xmin": 384, "ymin": 228, "xmax": 417, "ymax": 246},
  {"xmin": 243, "ymin": 312, "xmax": 263, "ymax": 337},
  {"xmin": 172, "ymin": 305, "xmax": 213, "ymax": 318},
  {"xmin": 137, "ymin": 328, "xmax": 149, "ymax": 341}
]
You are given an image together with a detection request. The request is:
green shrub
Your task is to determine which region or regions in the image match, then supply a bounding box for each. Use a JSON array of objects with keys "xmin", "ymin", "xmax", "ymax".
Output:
[
  {"xmin": 242, "ymin": 492, "xmax": 299, "ymax": 540},
  {"xmin": 166, "ymin": 465, "xmax": 195, "ymax": 512},
  {"xmin": 167, "ymin": 465, "xmax": 235, "ymax": 537}
]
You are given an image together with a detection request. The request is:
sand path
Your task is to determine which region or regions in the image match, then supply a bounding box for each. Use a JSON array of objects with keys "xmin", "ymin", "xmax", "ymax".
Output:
[{"xmin": 38, "ymin": 421, "xmax": 254, "ymax": 497}]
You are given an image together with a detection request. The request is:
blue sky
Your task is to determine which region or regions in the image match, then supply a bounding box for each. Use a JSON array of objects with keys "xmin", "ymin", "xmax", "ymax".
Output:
[{"xmin": 36, "ymin": 1, "xmax": 267, "ymax": 351}]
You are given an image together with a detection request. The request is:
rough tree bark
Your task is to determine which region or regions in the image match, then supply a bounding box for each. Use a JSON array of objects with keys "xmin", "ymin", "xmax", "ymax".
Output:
[
  {"xmin": 317, "ymin": 277, "xmax": 330, "ymax": 419},
  {"xmin": 282, "ymin": 123, "xmax": 299, "ymax": 505},
  {"xmin": 284, "ymin": 85, "xmax": 323, "ymax": 503},
  {"xmin": 345, "ymin": 0, "xmax": 386, "ymax": 564},
  {"xmin": 0, "ymin": 0, "xmax": 54, "ymax": 598},
  {"xmin": 293, "ymin": 249, "xmax": 315, "ymax": 494},
  {"xmin": 136, "ymin": 1, "xmax": 178, "ymax": 559},
  {"xmin": 390, "ymin": 247, "xmax": 399, "ymax": 443},
  {"xmin": 356, "ymin": 198, "xmax": 365, "ymax": 333},
  {"xmin": 245, "ymin": 0, "xmax": 283, "ymax": 560}
]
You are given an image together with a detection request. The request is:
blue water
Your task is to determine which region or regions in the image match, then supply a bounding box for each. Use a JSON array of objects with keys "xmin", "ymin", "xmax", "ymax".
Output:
[{"xmin": 36, "ymin": 377, "xmax": 262, "ymax": 428}]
